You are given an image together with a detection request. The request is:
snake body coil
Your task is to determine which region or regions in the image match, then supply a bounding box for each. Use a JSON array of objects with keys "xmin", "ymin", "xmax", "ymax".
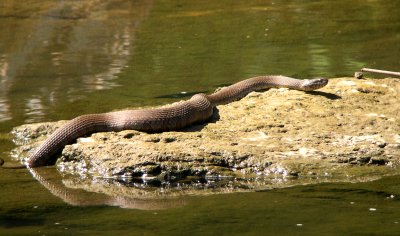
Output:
[{"xmin": 26, "ymin": 75, "xmax": 328, "ymax": 167}]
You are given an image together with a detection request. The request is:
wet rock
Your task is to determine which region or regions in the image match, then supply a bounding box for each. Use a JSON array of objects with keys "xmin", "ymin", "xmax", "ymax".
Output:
[{"xmin": 11, "ymin": 77, "xmax": 400, "ymax": 186}]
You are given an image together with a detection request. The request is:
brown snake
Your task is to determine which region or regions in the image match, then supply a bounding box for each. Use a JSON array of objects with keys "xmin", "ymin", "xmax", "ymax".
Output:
[{"xmin": 19, "ymin": 75, "xmax": 328, "ymax": 168}]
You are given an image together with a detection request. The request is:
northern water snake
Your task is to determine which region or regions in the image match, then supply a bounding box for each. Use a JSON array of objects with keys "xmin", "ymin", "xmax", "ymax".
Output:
[{"xmin": 24, "ymin": 75, "xmax": 328, "ymax": 167}]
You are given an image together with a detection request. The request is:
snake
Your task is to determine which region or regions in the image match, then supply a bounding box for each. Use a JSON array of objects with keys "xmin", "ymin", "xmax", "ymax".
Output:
[{"xmin": 20, "ymin": 75, "xmax": 327, "ymax": 168}]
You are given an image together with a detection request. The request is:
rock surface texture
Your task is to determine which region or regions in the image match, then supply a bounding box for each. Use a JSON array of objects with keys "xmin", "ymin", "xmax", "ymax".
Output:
[{"xmin": 12, "ymin": 77, "xmax": 400, "ymax": 185}]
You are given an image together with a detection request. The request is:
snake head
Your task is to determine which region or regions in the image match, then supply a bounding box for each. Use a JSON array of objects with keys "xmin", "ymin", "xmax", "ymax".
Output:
[{"xmin": 301, "ymin": 78, "xmax": 328, "ymax": 91}]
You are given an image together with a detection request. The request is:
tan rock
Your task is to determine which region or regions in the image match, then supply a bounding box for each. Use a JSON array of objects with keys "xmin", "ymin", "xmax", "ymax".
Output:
[{"xmin": 12, "ymin": 77, "xmax": 400, "ymax": 187}]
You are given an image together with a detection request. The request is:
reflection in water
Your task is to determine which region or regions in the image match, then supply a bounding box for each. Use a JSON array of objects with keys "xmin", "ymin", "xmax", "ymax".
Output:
[
  {"xmin": 29, "ymin": 167, "xmax": 187, "ymax": 210},
  {"xmin": 0, "ymin": 56, "xmax": 11, "ymax": 122},
  {"xmin": 1, "ymin": 1, "xmax": 400, "ymax": 234},
  {"xmin": 82, "ymin": 26, "xmax": 133, "ymax": 91},
  {"xmin": 308, "ymin": 43, "xmax": 330, "ymax": 76},
  {"xmin": 50, "ymin": 52, "xmax": 63, "ymax": 67},
  {"xmin": 0, "ymin": 98, "xmax": 11, "ymax": 122},
  {"xmin": 0, "ymin": 0, "xmax": 153, "ymax": 124},
  {"xmin": 0, "ymin": 56, "xmax": 8, "ymax": 77},
  {"xmin": 24, "ymin": 96, "xmax": 45, "ymax": 123},
  {"xmin": 30, "ymin": 166, "xmax": 300, "ymax": 210},
  {"xmin": 0, "ymin": 0, "xmax": 398, "ymax": 130}
]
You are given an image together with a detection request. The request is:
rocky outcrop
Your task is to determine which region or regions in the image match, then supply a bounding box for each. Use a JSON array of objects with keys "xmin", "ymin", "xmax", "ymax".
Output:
[{"xmin": 12, "ymin": 77, "xmax": 400, "ymax": 188}]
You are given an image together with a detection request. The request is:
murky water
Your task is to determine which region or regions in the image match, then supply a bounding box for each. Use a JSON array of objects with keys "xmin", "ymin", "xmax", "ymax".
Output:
[{"xmin": 1, "ymin": 0, "xmax": 399, "ymax": 235}]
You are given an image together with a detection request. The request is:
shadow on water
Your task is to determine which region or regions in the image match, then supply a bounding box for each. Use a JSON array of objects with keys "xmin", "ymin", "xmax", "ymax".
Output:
[{"xmin": 0, "ymin": 212, "xmax": 45, "ymax": 228}]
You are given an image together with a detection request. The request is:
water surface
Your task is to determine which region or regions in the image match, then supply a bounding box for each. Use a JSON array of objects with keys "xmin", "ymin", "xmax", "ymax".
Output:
[{"xmin": 1, "ymin": 0, "xmax": 399, "ymax": 235}]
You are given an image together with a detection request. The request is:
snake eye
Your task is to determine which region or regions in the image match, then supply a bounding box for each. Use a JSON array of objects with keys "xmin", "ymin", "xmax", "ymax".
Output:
[
  {"xmin": 314, "ymin": 78, "xmax": 328, "ymax": 87},
  {"xmin": 302, "ymin": 78, "xmax": 328, "ymax": 90}
]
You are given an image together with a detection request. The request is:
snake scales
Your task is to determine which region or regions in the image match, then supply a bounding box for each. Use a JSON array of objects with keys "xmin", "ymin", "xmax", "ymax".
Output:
[{"xmin": 23, "ymin": 75, "xmax": 328, "ymax": 167}]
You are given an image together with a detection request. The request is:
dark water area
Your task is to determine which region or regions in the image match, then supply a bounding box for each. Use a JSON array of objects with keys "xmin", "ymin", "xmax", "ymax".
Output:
[
  {"xmin": 1, "ymin": 0, "xmax": 399, "ymax": 235},
  {"xmin": 1, "ymin": 170, "xmax": 400, "ymax": 235}
]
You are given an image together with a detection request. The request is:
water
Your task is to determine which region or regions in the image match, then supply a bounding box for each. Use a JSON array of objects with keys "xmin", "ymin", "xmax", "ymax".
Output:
[
  {"xmin": 1, "ymin": 0, "xmax": 400, "ymax": 235},
  {"xmin": 1, "ymin": 169, "xmax": 400, "ymax": 235}
]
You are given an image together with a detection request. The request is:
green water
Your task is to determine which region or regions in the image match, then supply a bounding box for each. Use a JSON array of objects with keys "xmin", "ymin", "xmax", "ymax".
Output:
[
  {"xmin": 1, "ymin": 0, "xmax": 400, "ymax": 235},
  {"xmin": 1, "ymin": 170, "xmax": 400, "ymax": 235}
]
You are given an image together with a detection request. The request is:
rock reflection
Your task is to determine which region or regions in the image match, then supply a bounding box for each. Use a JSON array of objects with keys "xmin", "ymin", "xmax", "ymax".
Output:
[
  {"xmin": 29, "ymin": 167, "xmax": 187, "ymax": 210},
  {"xmin": 28, "ymin": 166, "xmax": 305, "ymax": 210}
]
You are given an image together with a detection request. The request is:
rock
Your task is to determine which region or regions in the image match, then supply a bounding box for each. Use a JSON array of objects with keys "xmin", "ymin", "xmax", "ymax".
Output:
[
  {"xmin": 11, "ymin": 77, "xmax": 400, "ymax": 187},
  {"xmin": 354, "ymin": 72, "xmax": 364, "ymax": 79}
]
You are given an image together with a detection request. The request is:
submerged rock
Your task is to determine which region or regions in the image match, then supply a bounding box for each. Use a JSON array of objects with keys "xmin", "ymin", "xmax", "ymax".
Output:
[{"xmin": 12, "ymin": 77, "xmax": 400, "ymax": 187}]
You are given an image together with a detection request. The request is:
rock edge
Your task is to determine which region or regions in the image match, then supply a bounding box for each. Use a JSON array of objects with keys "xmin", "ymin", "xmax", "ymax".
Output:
[{"xmin": 12, "ymin": 77, "xmax": 400, "ymax": 185}]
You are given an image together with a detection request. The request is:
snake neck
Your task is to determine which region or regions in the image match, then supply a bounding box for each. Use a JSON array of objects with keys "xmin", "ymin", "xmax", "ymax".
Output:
[
  {"xmin": 208, "ymin": 76, "xmax": 297, "ymax": 106},
  {"xmin": 25, "ymin": 75, "xmax": 328, "ymax": 168},
  {"xmin": 208, "ymin": 75, "xmax": 328, "ymax": 106}
]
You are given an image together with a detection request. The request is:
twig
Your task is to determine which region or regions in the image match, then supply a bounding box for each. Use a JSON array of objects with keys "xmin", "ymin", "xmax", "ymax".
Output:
[{"xmin": 361, "ymin": 68, "xmax": 400, "ymax": 77}]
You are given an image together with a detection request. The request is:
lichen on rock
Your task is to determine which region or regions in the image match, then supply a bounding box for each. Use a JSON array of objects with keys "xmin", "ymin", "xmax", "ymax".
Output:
[{"xmin": 12, "ymin": 77, "xmax": 400, "ymax": 188}]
